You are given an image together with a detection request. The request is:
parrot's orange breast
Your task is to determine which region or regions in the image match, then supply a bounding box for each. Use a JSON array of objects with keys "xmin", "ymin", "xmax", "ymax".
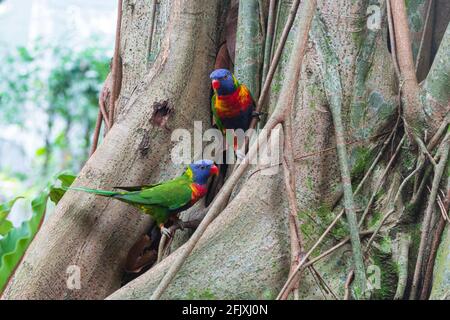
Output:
[
  {"xmin": 190, "ymin": 183, "xmax": 207, "ymax": 204},
  {"xmin": 215, "ymin": 85, "xmax": 253, "ymax": 118}
]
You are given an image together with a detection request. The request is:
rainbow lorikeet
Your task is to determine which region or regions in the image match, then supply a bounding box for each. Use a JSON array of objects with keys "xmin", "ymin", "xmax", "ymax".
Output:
[
  {"xmin": 68, "ymin": 160, "xmax": 218, "ymax": 236},
  {"xmin": 210, "ymin": 69, "xmax": 257, "ymax": 150}
]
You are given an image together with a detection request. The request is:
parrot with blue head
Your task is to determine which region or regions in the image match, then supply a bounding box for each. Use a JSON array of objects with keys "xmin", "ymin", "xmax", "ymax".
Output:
[
  {"xmin": 67, "ymin": 159, "xmax": 218, "ymax": 236},
  {"xmin": 205, "ymin": 69, "xmax": 257, "ymax": 205},
  {"xmin": 210, "ymin": 68, "xmax": 256, "ymax": 136}
]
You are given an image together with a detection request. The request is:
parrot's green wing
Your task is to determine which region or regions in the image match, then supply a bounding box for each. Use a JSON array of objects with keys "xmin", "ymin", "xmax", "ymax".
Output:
[
  {"xmin": 211, "ymin": 94, "xmax": 224, "ymax": 133},
  {"xmin": 114, "ymin": 183, "xmax": 162, "ymax": 192},
  {"xmin": 114, "ymin": 176, "xmax": 192, "ymax": 210}
]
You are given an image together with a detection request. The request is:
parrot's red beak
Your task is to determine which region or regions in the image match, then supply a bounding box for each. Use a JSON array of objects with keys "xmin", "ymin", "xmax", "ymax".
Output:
[
  {"xmin": 212, "ymin": 79, "xmax": 220, "ymax": 90},
  {"xmin": 210, "ymin": 164, "xmax": 219, "ymax": 176}
]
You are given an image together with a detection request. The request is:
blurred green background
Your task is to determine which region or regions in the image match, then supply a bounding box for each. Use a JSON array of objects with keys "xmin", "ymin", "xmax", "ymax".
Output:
[{"xmin": 0, "ymin": 0, "xmax": 116, "ymax": 225}]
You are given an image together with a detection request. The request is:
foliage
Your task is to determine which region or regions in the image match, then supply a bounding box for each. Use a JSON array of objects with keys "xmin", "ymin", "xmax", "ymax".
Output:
[
  {"xmin": 0, "ymin": 43, "xmax": 43, "ymax": 124},
  {"xmin": 0, "ymin": 38, "xmax": 109, "ymax": 187},
  {"xmin": 0, "ymin": 197, "xmax": 22, "ymax": 236},
  {"xmin": 0, "ymin": 172, "xmax": 76, "ymax": 294},
  {"xmin": 0, "ymin": 40, "xmax": 109, "ymax": 126}
]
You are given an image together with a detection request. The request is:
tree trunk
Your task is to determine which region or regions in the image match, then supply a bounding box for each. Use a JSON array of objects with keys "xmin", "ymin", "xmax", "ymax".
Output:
[
  {"xmin": 2, "ymin": 0, "xmax": 222, "ymax": 299},
  {"xmin": 3, "ymin": 0, "xmax": 449, "ymax": 300}
]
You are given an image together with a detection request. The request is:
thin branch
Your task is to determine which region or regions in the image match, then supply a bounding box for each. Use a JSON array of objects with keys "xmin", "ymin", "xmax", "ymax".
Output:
[
  {"xmin": 270, "ymin": 0, "xmax": 282, "ymax": 63},
  {"xmin": 420, "ymin": 187, "xmax": 450, "ymax": 299},
  {"xmin": 311, "ymin": 14, "xmax": 366, "ymax": 296},
  {"xmin": 90, "ymin": 74, "xmax": 112, "ymax": 155},
  {"xmin": 427, "ymin": 114, "xmax": 450, "ymax": 151},
  {"xmin": 411, "ymin": 165, "xmax": 431, "ymax": 205},
  {"xmin": 410, "ymin": 117, "xmax": 450, "ymax": 199},
  {"xmin": 389, "ymin": 0, "xmax": 422, "ymax": 128},
  {"xmin": 231, "ymin": 0, "xmax": 308, "ymax": 174},
  {"xmin": 348, "ymin": 206, "xmax": 406, "ymax": 298},
  {"xmin": 414, "ymin": 0, "xmax": 433, "ymax": 72},
  {"xmin": 279, "ymin": 74, "xmax": 305, "ymax": 300},
  {"xmin": 436, "ymin": 192, "xmax": 449, "ymax": 222},
  {"xmin": 109, "ymin": 0, "xmax": 123, "ymax": 126},
  {"xmin": 307, "ymin": 267, "xmax": 328, "ymax": 299},
  {"xmin": 262, "ymin": 0, "xmax": 277, "ymax": 84},
  {"xmin": 258, "ymin": 0, "xmax": 266, "ymax": 40},
  {"xmin": 280, "ymin": 117, "xmax": 304, "ymax": 300},
  {"xmin": 98, "ymin": 99, "xmax": 111, "ymax": 130},
  {"xmin": 358, "ymin": 135, "xmax": 406, "ymax": 227},
  {"xmin": 389, "ymin": 0, "xmax": 419, "ymax": 87},
  {"xmin": 302, "ymin": 231, "xmax": 373, "ymax": 270},
  {"xmin": 386, "ymin": 0, "xmax": 400, "ymax": 78},
  {"xmin": 334, "ymin": 117, "xmax": 366, "ymax": 295},
  {"xmin": 365, "ymin": 209, "xmax": 395, "ymax": 250},
  {"xmin": 90, "ymin": 111, "xmax": 103, "ymax": 156},
  {"xmin": 410, "ymin": 133, "xmax": 449, "ymax": 299},
  {"xmin": 157, "ymin": 234, "xmax": 168, "ymax": 264},
  {"xmin": 420, "ymin": 215, "xmax": 446, "ymax": 299},
  {"xmin": 250, "ymin": 0, "xmax": 302, "ymax": 130},
  {"xmin": 308, "ymin": 265, "xmax": 339, "ymax": 300},
  {"xmin": 393, "ymin": 158, "xmax": 426, "ymax": 209},
  {"xmin": 394, "ymin": 233, "xmax": 411, "ymax": 300},
  {"xmin": 295, "ymin": 131, "xmax": 391, "ymax": 163},
  {"xmin": 344, "ymin": 271, "xmax": 354, "ymax": 300},
  {"xmin": 354, "ymin": 117, "xmax": 400, "ymax": 196},
  {"xmin": 415, "ymin": 135, "xmax": 437, "ymax": 167},
  {"xmin": 148, "ymin": 0, "xmax": 157, "ymax": 61}
]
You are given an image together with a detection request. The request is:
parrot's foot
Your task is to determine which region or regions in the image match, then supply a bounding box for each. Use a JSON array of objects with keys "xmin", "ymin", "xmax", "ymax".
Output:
[
  {"xmin": 173, "ymin": 219, "xmax": 185, "ymax": 231},
  {"xmin": 159, "ymin": 224, "xmax": 173, "ymax": 238},
  {"xmin": 251, "ymin": 111, "xmax": 265, "ymax": 119}
]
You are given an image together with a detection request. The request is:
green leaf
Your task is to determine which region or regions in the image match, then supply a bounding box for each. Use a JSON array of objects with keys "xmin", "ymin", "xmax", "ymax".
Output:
[
  {"xmin": 17, "ymin": 47, "xmax": 33, "ymax": 62},
  {"xmin": 55, "ymin": 172, "xmax": 76, "ymax": 187},
  {"xmin": 49, "ymin": 188, "xmax": 65, "ymax": 204},
  {"xmin": 35, "ymin": 147, "xmax": 47, "ymax": 157},
  {"xmin": 54, "ymin": 131, "xmax": 67, "ymax": 148},
  {"xmin": 0, "ymin": 192, "xmax": 47, "ymax": 293},
  {"xmin": 0, "ymin": 171, "xmax": 77, "ymax": 293},
  {"xmin": 49, "ymin": 172, "xmax": 76, "ymax": 204},
  {"xmin": 0, "ymin": 197, "xmax": 23, "ymax": 222},
  {"xmin": 0, "ymin": 197, "xmax": 23, "ymax": 236},
  {"xmin": 0, "ymin": 220, "xmax": 13, "ymax": 237}
]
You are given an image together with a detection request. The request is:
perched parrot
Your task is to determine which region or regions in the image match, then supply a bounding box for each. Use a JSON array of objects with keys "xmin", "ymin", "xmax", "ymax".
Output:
[
  {"xmin": 210, "ymin": 69, "xmax": 258, "ymax": 151},
  {"xmin": 68, "ymin": 159, "xmax": 218, "ymax": 236},
  {"xmin": 205, "ymin": 69, "xmax": 257, "ymax": 204}
]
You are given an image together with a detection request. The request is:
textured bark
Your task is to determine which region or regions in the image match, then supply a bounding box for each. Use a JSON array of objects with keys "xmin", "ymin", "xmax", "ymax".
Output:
[
  {"xmin": 422, "ymin": 22, "xmax": 450, "ymax": 128},
  {"xmin": 432, "ymin": 0, "xmax": 450, "ymax": 58},
  {"xmin": 111, "ymin": 0, "xmax": 399, "ymax": 300},
  {"xmin": 406, "ymin": 0, "xmax": 433, "ymax": 82},
  {"xmin": 109, "ymin": 172, "xmax": 289, "ymax": 299},
  {"xmin": 235, "ymin": 0, "xmax": 264, "ymax": 98},
  {"xmin": 2, "ymin": 0, "xmax": 449, "ymax": 300},
  {"xmin": 311, "ymin": 14, "xmax": 366, "ymax": 296},
  {"xmin": 391, "ymin": 0, "xmax": 423, "ymax": 133},
  {"xmin": 2, "ymin": 0, "xmax": 221, "ymax": 299},
  {"xmin": 430, "ymin": 216, "xmax": 450, "ymax": 299}
]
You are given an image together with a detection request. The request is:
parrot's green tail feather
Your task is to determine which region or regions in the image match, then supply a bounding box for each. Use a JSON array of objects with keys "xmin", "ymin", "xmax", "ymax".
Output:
[{"xmin": 65, "ymin": 186, "xmax": 119, "ymax": 197}]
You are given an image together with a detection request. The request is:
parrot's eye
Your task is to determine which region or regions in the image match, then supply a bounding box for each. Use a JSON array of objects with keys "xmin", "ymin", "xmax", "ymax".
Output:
[{"xmin": 200, "ymin": 165, "xmax": 205, "ymax": 169}]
